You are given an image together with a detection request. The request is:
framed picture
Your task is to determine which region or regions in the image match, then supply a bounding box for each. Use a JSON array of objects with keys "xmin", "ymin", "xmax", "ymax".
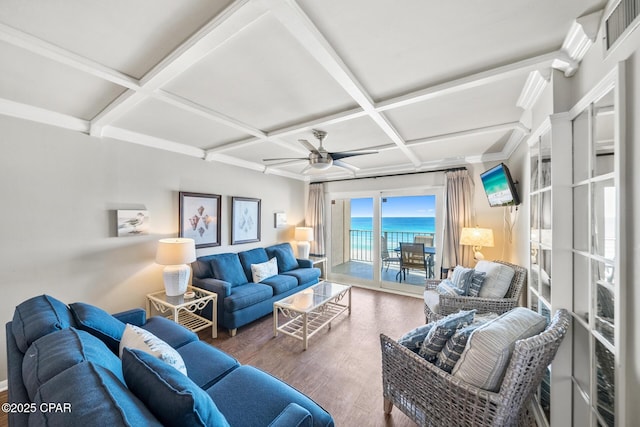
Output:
[
  {"xmin": 274, "ymin": 212, "xmax": 287, "ymax": 228},
  {"xmin": 117, "ymin": 210, "xmax": 149, "ymax": 237},
  {"xmin": 179, "ymin": 192, "xmax": 221, "ymax": 248},
  {"xmin": 231, "ymin": 197, "xmax": 261, "ymax": 245}
]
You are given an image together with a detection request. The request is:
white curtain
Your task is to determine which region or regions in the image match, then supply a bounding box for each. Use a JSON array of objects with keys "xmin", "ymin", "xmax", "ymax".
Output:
[
  {"xmin": 441, "ymin": 169, "xmax": 474, "ymax": 269},
  {"xmin": 305, "ymin": 183, "xmax": 325, "ymax": 257}
]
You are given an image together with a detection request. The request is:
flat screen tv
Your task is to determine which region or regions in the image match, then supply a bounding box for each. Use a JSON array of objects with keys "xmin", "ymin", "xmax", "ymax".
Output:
[{"xmin": 480, "ymin": 163, "xmax": 521, "ymax": 207}]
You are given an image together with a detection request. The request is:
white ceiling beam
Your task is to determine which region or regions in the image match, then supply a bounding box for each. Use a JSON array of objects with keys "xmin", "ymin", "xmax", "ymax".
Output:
[
  {"xmin": 405, "ymin": 122, "xmax": 524, "ymax": 147},
  {"xmin": 267, "ymin": 107, "xmax": 367, "ymax": 138},
  {"xmin": 0, "ymin": 23, "xmax": 140, "ymax": 91},
  {"xmin": 90, "ymin": 91, "xmax": 148, "ymax": 137},
  {"xmin": 0, "ymin": 98, "xmax": 89, "ymax": 133},
  {"xmin": 101, "ymin": 126, "xmax": 205, "ymax": 158},
  {"xmin": 377, "ymin": 51, "xmax": 559, "ymax": 112},
  {"xmin": 263, "ymin": 0, "xmax": 420, "ymax": 167}
]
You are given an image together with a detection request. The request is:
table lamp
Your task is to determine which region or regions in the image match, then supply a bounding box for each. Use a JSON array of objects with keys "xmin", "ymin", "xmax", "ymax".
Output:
[
  {"xmin": 294, "ymin": 227, "xmax": 314, "ymax": 259},
  {"xmin": 156, "ymin": 238, "xmax": 196, "ymax": 296},
  {"xmin": 460, "ymin": 227, "xmax": 494, "ymax": 261}
]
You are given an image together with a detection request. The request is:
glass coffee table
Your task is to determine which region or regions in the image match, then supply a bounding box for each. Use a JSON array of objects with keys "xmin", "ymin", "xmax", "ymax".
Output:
[{"xmin": 273, "ymin": 281, "xmax": 351, "ymax": 350}]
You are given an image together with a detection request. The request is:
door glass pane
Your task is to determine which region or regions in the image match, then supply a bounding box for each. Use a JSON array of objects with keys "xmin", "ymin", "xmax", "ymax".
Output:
[
  {"xmin": 573, "ymin": 382, "xmax": 591, "ymax": 427},
  {"xmin": 540, "ymin": 249, "xmax": 551, "ymax": 302},
  {"xmin": 540, "ymin": 190, "xmax": 552, "ymax": 245},
  {"xmin": 596, "ymin": 341, "xmax": 615, "ymax": 427},
  {"xmin": 594, "ymin": 90, "xmax": 615, "ymax": 177},
  {"xmin": 594, "ymin": 259, "xmax": 615, "ymax": 345},
  {"xmin": 592, "ymin": 180, "xmax": 616, "ymax": 260},
  {"xmin": 573, "ymin": 109, "xmax": 590, "ymax": 183},
  {"xmin": 530, "ymin": 193, "xmax": 539, "ymax": 240},
  {"xmin": 573, "ymin": 185, "xmax": 589, "ymax": 252},
  {"xmin": 572, "ymin": 320, "xmax": 591, "ymax": 393},
  {"xmin": 381, "ymin": 195, "xmax": 436, "ymax": 285},
  {"xmin": 573, "ymin": 254, "xmax": 590, "ymax": 321},
  {"xmin": 331, "ymin": 198, "xmax": 374, "ymax": 281},
  {"xmin": 530, "ymin": 141, "xmax": 539, "ymax": 192},
  {"xmin": 540, "ymin": 131, "xmax": 552, "ymax": 187}
]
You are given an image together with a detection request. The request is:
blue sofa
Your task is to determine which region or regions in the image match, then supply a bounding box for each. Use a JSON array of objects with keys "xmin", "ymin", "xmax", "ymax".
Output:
[
  {"xmin": 6, "ymin": 294, "xmax": 334, "ymax": 427},
  {"xmin": 192, "ymin": 243, "xmax": 321, "ymax": 336}
]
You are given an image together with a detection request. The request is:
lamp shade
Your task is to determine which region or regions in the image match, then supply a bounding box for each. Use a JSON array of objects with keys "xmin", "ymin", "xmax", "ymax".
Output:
[
  {"xmin": 460, "ymin": 227, "xmax": 494, "ymax": 247},
  {"xmin": 294, "ymin": 227, "xmax": 314, "ymax": 242},
  {"xmin": 155, "ymin": 238, "xmax": 196, "ymax": 265}
]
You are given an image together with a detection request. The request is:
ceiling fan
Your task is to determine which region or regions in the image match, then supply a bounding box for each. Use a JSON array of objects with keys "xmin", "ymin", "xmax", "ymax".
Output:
[{"xmin": 263, "ymin": 129, "xmax": 378, "ymax": 173}]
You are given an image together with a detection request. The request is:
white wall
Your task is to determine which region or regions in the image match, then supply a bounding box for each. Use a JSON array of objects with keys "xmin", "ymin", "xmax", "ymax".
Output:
[{"xmin": 0, "ymin": 115, "xmax": 306, "ymax": 382}]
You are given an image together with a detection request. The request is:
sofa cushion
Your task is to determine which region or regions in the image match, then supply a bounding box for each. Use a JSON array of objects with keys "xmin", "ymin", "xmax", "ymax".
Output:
[
  {"xmin": 23, "ymin": 328, "xmax": 124, "ymax": 400},
  {"xmin": 122, "ymin": 348, "xmax": 230, "ymax": 427},
  {"xmin": 282, "ymin": 268, "xmax": 321, "ymax": 286},
  {"xmin": 69, "ymin": 302, "xmax": 126, "ymax": 354},
  {"xmin": 210, "ymin": 253, "xmax": 249, "ymax": 287},
  {"xmin": 269, "ymin": 403, "xmax": 312, "ymax": 427},
  {"xmin": 239, "ymin": 247, "xmax": 270, "ymax": 280},
  {"xmin": 120, "ymin": 324, "xmax": 187, "ymax": 375},
  {"xmin": 468, "ymin": 271, "xmax": 487, "ymax": 297},
  {"xmin": 475, "ymin": 261, "xmax": 515, "ymax": 298},
  {"xmin": 206, "ymin": 365, "xmax": 333, "ymax": 427},
  {"xmin": 251, "ymin": 257, "xmax": 279, "ymax": 283},
  {"xmin": 260, "ymin": 274, "xmax": 298, "ymax": 295},
  {"xmin": 11, "ymin": 294, "xmax": 76, "ymax": 353},
  {"xmin": 452, "ymin": 307, "xmax": 547, "ymax": 391},
  {"xmin": 141, "ymin": 316, "xmax": 199, "ymax": 349},
  {"xmin": 398, "ymin": 323, "xmax": 434, "ymax": 353},
  {"xmin": 266, "ymin": 243, "xmax": 299, "ymax": 272},
  {"xmin": 224, "ymin": 283, "xmax": 273, "ymax": 312},
  {"xmin": 30, "ymin": 362, "xmax": 162, "ymax": 426},
  {"xmin": 419, "ymin": 309, "xmax": 476, "ymax": 361},
  {"xmin": 177, "ymin": 341, "xmax": 240, "ymax": 389}
]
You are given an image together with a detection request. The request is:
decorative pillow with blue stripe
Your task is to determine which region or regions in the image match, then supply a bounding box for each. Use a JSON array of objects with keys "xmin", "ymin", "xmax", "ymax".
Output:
[
  {"xmin": 398, "ymin": 323, "xmax": 435, "ymax": 353},
  {"xmin": 451, "ymin": 266, "xmax": 475, "ymax": 295},
  {"xmin": 419, "ymin": 309, "xmax": 476, "ymax": 362},
  {"xmin": 436, "ymin": 279, "xmax": 466, "ymax": 296},
  {"xmin": 468, "ymin": 271, "xmax": 487, "ymax": 297}
]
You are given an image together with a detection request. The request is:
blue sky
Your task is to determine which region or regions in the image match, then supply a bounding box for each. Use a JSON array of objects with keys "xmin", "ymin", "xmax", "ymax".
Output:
[{"xmin": 351, "ymin": 195, "xmax": 435, "ymax": 217}]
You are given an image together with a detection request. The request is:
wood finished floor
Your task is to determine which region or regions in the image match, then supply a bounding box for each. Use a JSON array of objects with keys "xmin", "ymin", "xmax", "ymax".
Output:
[
  {"xmin": 0, "ymin": 287, "xmax": 424, "ymax": 427},
  {"xmin": 199, "ymin": 286, "xmax": 424, "ymax": 426}
]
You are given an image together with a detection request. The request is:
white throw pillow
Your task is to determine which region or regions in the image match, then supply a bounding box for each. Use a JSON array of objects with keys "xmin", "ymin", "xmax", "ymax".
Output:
[
  {"xmin": 251, "ymin": 257, "xmax": 278, "ymax": 283},
  {"xmin": 119, "ymin": 324, "xmax": 187, "ymax": 375},
  {"xmin": 474, "ymin": 261, "xmax": 515, "ymax": 298},
  {"xmin": 451, "ymin": 307, "xmax": 546, "ymax": 391}
]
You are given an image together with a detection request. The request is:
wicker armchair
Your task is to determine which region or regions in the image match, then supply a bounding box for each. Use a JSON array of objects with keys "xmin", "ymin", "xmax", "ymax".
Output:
[
  {"xmin": 424, "ymin": 260, "xmax": 527, "ymax": 323},
  {"xmin": 380, "ymin": 309, "xmax": 570, "ymax": 427}
]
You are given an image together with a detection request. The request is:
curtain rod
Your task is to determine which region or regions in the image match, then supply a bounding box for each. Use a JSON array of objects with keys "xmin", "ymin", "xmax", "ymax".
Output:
[{"xmin": 310, "ymin": 166, "xmax": 467, "ymax": 184}]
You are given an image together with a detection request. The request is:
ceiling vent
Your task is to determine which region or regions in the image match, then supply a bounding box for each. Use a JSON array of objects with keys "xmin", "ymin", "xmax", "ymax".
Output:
[{"xmin": 605, "ymin": 0, "xmax": 640, "ymax": 49}]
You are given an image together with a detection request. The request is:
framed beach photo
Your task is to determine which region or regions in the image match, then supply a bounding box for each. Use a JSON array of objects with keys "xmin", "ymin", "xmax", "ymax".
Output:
[
  {"xmin": 179, "ymin": 192, "xmax": 221, "ymax": 248},
  {"xmin": 231, "ymin": 197, "xmax": 261, "ymax": 245}
]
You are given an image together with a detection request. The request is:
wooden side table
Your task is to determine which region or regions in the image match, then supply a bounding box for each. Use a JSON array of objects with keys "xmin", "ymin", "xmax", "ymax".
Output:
[{"xmin": 146, "ymin": 286, "xmax": 217, "ymax": 339}]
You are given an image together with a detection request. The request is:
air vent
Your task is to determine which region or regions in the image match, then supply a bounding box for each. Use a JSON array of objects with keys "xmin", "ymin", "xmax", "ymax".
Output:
[{"xmin": 605, "ymin": 0, "xmax": 640, "ymax": 49}]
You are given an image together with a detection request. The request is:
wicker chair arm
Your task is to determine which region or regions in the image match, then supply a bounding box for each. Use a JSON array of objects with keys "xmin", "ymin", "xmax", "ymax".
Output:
[
  {"xmin": 380, "ymin": 334, "xmax": 501, "ymax": 426},
  {"xmin": 439, "ymin": 296, "xmax": 518, "ymax": 316}
]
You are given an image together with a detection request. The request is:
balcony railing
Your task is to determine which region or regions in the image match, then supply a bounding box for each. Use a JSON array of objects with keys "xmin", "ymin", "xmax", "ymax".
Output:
[{"xmin": 349, "ymin": 230, "xmax": 435, "ymax": 262}]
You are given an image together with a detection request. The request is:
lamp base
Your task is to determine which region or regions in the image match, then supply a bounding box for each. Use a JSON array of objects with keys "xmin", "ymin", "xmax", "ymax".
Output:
[
  {"xmin": 297, "ymin": 241, "xmax": 310, "ymax": 259},
  {"xmin": 163, "ymin": 264, "xmax": 190, "ymax": 296},
  {"xmin": 473, "ymin": 246, "xmax": 485, "ymax": 261}
]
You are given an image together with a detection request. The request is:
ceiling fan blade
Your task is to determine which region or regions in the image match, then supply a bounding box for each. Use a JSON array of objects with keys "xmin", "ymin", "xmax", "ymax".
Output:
[
  {"xmin": 329, "ymin": 150, "xmax": 378, "ymax": 161},
  {"xmin": 333, "ymin": 160, "xmax": 359, "ymax": 173},
  {"xmin": 263, "ymin": 157, "xmax": 308, "ymax": 162},
  {"xmin": 297, "ymin": 139, "xmax": 318, "ymax": 153}
]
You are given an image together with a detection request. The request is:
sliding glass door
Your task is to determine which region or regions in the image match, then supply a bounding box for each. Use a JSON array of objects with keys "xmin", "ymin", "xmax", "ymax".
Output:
[{"xmin": 328, "ymin": 189, "xmax": 442, "ymax": 295}]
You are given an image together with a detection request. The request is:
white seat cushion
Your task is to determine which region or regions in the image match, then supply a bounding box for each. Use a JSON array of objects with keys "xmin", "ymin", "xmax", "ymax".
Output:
[
  {"xmin": 474, "ymin": 261, "xmax": 515, "ymax": 298},
  {"xmin": 423, "ymin": 289, "xmax": 441, "ymax": 314}
]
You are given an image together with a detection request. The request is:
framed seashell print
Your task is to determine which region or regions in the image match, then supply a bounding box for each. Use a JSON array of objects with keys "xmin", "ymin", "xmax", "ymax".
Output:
[
  {"xmin": 231, "ymin": 197, "xmax": 261, "ymax": 245},
  {"xmin": 179, "ymin": 192, "xmax": 222, "ymax": 248}
]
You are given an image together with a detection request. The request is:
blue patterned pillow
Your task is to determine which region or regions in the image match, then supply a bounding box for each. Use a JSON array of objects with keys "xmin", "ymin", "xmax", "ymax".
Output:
[
  {"xmin": 451, "ymin": 266, "xmax": 475, "ymax": 295},
  {"xmin": 419, "ymin": 309, "xmax": 476, "ymax": 361},
  {"xmin": 468, "ymin": 271, "xmax": 487, "ymax": 297},
  {"xmin": 398, "ymin": 323, "xmax": 434, "ymax": 353},
  {"xmin": 436, "ymin": 279, "xmax": 465, "ymax": 296}
]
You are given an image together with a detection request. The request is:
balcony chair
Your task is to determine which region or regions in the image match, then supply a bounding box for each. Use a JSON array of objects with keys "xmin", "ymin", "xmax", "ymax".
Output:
[
  {"xmin": 424, "ymin": 260, "xmax": 527, "ymax": 323},
  {"xmin": 397, "ymin": 242, "xmax": 428, "ymax": 282},
  {"xmin": 380, "ymin": 309, "xmax": 570, "ymax": 427},
  {"xmin": 414, "ymin": 235, "xmax": 435, "ymax": 278},
  {"xmin": 381, "ymin": 236, "xmax": 401, "ymax": 272}
]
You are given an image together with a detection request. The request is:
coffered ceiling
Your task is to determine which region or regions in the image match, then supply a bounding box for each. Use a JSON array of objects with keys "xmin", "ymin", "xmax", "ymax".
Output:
[{"xmin": 0, "ymin": 0, "xmax": 607, "ymax": 181}]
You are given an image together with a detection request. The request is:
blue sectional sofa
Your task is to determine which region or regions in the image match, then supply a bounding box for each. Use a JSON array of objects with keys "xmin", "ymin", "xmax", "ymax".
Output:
[
  {"xmin": 192, "ymin": 243, "xmax": 321, "ymax": 336},
  {"xmin": 6, "ymin": 294, "xmax": 334, "ymax": 427}
]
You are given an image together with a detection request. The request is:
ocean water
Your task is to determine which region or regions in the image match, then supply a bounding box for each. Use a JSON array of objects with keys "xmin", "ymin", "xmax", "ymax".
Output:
[{"xmin": 351, "ymin": 217, "xmax": 435, "ymax": 233}]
